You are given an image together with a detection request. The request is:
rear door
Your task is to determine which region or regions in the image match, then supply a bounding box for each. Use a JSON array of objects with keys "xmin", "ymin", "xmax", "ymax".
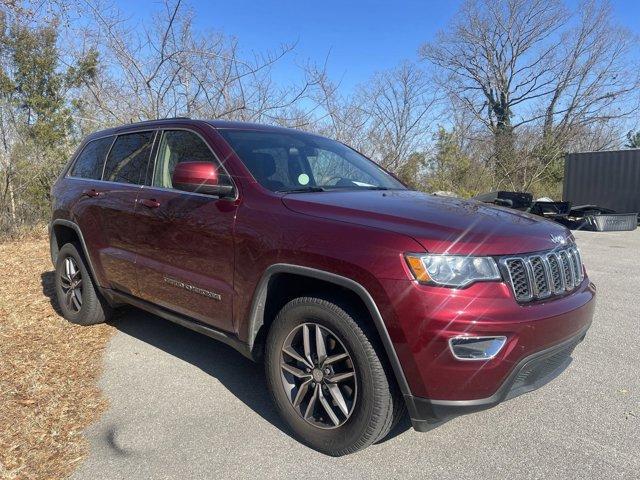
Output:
[
  {"xmin": 86, "ymin": 130, "xmax": 156, "ymax": 296},
  {"xmin": 65, "ymin": 135, "xmax": 115, "ymax": 285},
  {"xmin": 133, "ymin": 128, "xmax": 238, "ymax": 332}
]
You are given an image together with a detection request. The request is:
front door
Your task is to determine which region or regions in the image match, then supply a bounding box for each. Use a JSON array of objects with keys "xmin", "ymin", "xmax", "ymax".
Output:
[{"xmin": 133, "ymin": 128, "xmax": 237, "ymax": 332}]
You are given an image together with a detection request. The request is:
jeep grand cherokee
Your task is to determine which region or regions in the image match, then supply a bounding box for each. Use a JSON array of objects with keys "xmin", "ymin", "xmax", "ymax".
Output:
[{"xmin": 49, "ymin": 118, "xmax": 595, "ymax": 456}]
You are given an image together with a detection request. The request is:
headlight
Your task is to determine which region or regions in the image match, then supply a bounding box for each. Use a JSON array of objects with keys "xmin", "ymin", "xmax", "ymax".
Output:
[{"xmin": 405, "ymin": 254, "xmax": 501, "ymax": 288}]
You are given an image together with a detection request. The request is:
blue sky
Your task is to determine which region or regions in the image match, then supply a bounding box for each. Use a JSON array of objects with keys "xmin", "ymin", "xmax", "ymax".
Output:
[{"xmin": 116, "ymin": 0, "xmax": 640, "ymax": 92}]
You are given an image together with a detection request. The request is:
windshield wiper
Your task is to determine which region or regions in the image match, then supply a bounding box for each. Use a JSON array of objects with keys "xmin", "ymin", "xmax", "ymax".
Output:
[{"xmin": 276, "ymin": 186, "xmax": 326, "ymax": 194}]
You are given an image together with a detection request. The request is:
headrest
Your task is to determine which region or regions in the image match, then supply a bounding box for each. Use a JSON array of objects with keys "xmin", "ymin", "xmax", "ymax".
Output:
[{"xmin": 243, "ymin": 151, "xmax": 276, "ymax": 179}]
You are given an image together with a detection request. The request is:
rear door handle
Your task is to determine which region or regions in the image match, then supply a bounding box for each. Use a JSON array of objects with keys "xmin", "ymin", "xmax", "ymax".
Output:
[
  {"xmin": 137, "ymin": 198, "xmax": 161, "ymax": 209},
  {"xmin": 82, "ymin": 189, "xmax": 103, "ymax": 198}
]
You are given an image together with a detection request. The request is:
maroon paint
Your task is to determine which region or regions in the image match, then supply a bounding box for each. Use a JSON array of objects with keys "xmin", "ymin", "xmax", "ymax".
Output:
[
  {"xmin": 172, "ymin": 161, "xmax": 220, "ymax": 186},
  {"xmin": 50, "ymin": 119, "xmax": 596, "ymax": 405}
]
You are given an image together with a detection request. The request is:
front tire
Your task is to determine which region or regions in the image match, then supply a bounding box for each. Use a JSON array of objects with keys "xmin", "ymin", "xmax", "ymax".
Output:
[
  {"xmin": 54, "ymin": 242, "xmax": 112, "ymax": 325},
  {"xmin": 265, "ymin": 296, "xmax": 402, "ymax": 456}
]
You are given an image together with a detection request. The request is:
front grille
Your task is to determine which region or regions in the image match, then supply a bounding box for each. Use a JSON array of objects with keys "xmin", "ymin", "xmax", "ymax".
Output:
[{"xmin": 501, "ymin": 245, "xmax": 583, "ymax": 303}]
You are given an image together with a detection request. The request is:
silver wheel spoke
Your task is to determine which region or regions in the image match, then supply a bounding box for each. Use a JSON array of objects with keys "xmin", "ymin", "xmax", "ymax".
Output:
[
  {"xmin": 292, "ymin": 379, "xmax": 312, "ymax": 407},
  {"xmin": 304, "ymin": 384, "xmax": 319, "ymax": 419},
  {"xmin": 318, "ymin": 388, "xmax": 340, "ymax": 426},
  {"xmin": 74, "ymin": 289, "xmax": 83, "ymax": 307},
  {"xmin": 327, "ymin": 371, "xmax": 355, "ymax": 383},
  {"xmin": 282, "ymin": 345, "xmax": 312, "ymax": 369},
  {"xmin": 323, "ymin": 352, "xmax": 348, "ymax": 366},
  {"xmin": 281, "ymin": 362, "xmax": 311, "ymax": 379},
  {"xmin": 68, "ymin": 259, "xmax": 76, "ymax": 277},
  {"xmin": 65, "ymin": 290, "xmax": 74, "ymax": 309},
  {"xmin": 315, "ymin": 325, "xmax": 327, "ymax": 364},
  {"xmin": 326, "ymin": 383, "xmax": 349, "ymax": 417},
  {"xmin": 71, "ymin": 292, "xmax": 81, "ymax": 310},
  {"xmin": 302, "ymin": 324, "xmax": 313, "ymax": 365}
]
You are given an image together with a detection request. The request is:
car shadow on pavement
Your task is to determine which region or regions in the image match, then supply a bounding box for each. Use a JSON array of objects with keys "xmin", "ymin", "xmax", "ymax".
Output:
[
  {"xmin": 112, "ymin": 307, "xmax": 290, "ymax": 427},
  {"xmin": 41, "ymin": 270, "xmax": 411, "ymax": 446}
]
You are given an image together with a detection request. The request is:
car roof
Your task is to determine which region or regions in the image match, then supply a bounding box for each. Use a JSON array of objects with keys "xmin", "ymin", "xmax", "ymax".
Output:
[{"xmin": 84, "ymin": 118, "xmax": 317, "ymax": 142}]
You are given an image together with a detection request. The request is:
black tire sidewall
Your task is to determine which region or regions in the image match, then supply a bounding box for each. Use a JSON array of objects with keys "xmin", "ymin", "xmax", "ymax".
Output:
[{"xmin": 265, "ymin": 298, "xmax": 384, "ymax": 455}]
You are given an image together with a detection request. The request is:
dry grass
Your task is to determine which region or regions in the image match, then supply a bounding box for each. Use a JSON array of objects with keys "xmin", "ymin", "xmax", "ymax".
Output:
[{"xmin": 0, "ymin": 233, "xmax": 114, "ymax": 479}]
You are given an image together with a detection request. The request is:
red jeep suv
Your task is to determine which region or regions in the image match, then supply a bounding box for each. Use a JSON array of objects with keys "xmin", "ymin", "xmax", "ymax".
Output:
[{"xmin": 49, "ymin": 118, "xmax": 595, "ymax": 455}]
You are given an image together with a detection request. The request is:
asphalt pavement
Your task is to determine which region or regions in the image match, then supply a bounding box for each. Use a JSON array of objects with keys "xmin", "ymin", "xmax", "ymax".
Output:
[{"xmin": 72, "ymin": 229, "xmax": 640, "ymax": 479}]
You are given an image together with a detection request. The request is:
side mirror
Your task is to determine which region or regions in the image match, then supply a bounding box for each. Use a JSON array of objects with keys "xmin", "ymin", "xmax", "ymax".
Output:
[{"xmin": 172, "ymin": 161, "xmax": 234, "ymax": 197}]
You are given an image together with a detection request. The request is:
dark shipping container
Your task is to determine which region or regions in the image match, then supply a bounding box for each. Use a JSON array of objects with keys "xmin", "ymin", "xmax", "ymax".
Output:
[{"xmin": 563, "ymin": 150, "xmax": 640, "ymax": 214}]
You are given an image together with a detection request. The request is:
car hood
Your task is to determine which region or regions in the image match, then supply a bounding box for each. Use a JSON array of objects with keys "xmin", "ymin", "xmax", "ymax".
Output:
[{"xmin": 281, "ymin": 190, "xmax": 572, "ymax": 255}]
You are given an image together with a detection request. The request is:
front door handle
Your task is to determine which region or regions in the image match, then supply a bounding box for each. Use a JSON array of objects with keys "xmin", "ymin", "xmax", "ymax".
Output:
[
  {"xmin": 82, "ymin": 189, "xmax": 103, "ymax": 198},
  {"xmin": 138, "ymin": 198, "xmax": 161, "ymax": 209}
]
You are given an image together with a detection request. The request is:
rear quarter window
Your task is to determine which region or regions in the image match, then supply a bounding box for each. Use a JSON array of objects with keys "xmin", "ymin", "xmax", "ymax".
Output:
[{"xmin": 69, "ymin": 136, "xmax": 114, "ymax": 179}]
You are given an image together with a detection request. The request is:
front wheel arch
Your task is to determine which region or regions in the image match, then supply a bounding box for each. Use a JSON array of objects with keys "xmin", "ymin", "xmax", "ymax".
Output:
[{"xmin": 246, "ymin": 264, "xmax": 411, "ymax": 398}]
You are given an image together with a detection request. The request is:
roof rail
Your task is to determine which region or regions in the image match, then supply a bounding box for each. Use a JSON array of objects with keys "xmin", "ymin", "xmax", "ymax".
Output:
[{"xmin": 125, "ymin": 116, "xmax": 192, "ymax": 126}]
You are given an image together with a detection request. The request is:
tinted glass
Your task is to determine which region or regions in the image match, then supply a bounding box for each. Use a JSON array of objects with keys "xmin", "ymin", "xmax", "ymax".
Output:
[
  {"xmin": 69, "ymin": 136, "xmax": 113, "ymax": 179},
  {"xmin": 103, "ymin": 132, "xmax": 155, "ymax": 185},
  {"xmin": 218, "ymin": 129, "xmax": 405, "ymax": 192},
  {"xmin": 152, "ymin": 130, "xmax": 231, "ymax": 188}
]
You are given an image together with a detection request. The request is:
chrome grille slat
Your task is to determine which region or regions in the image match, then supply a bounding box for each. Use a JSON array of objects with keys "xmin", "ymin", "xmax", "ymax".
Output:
[
  {"xmin": 503, "ymin": 258, "xmax": 532, "ymax": 302},
  {"xmin": 569, "ymin": 247, "xmax": 584, "ymax": 285},
  {"xmin": 559, "ymin": 250, "xmax": 574, "ymax": 290},
  {"xmin": 529, "ymin": 256, "xmax": 551, "ymax": 298},
  {"xmin": 546, "ymin": 253, "xmax": 564, "ymax": 294},
  {"xmin": 502, "ymin": 245, "xmax": 583, "ymax": 303}
]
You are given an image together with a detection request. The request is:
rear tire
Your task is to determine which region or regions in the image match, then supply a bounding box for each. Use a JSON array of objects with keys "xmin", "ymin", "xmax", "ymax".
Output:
[
  {"xmin": 265, "ymin": 296, "xmax": 403, "ymax": 456},
  {"xmin": 54, "ymin": 242, "xmax": 112, "ymax": 325}
]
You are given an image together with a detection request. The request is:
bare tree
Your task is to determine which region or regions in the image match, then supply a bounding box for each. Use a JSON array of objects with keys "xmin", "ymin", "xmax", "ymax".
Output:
[
  {"xmin": 420, "ymin": 0, "xmax": 640, "ymax": 190},
  {"xmin": 362, "ymin": 62, "xmax": 438, "ymax": 172},
  {"xmin": 75, "ymin": 0, "xmax": 321, "ymax": 124},
  {"xmin": 542, "ymin": 1, "xmax": 639, "ymax": 142},
  {"xmin": 306, "ymin": 62, "xmax": 371, "ymax": 150}
]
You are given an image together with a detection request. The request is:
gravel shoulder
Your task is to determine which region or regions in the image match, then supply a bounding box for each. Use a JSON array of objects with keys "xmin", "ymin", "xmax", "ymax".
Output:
[{"xmin": 73, "ymin": 230, "xmax": 640, "ymax": 480}]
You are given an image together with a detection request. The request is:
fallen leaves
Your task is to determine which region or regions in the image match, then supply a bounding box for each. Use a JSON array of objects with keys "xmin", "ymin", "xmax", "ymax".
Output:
[{"xmin": 0, "ymin": 233, "xmax": 114, "ymax": 479}]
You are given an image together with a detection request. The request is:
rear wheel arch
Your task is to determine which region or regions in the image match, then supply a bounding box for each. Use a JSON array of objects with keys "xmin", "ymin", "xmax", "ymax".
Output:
[
  {"xmin": 246, "ymin": 264, "xmax": 411, "ymax": 397},
  {"xmin": 50, "ymin": 219, "xmax": 102, "ymax": 287},
  {"xmin": 50, "ymin": 223, "xmax": 79, "ymax": 265}
]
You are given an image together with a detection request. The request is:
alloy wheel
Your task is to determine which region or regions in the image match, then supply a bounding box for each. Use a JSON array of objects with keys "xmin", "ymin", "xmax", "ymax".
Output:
[
  {"xmin": 59, "ymin": 256, "xmax": 83, "ymax": 313},
  {"xmin": 280, "ymin": 323, "xmax": 357, "ymax": 429}
]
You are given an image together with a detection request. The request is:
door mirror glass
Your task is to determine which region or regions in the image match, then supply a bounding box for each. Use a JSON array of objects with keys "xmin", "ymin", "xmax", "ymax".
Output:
[{"xmin": 172, "ymin": 161, "xmax": 234, "ymax": 196}]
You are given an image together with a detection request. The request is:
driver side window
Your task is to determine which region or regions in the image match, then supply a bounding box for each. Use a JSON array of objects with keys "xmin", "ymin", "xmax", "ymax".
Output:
[{"xmin": 152, "ymin": 130, "xmax": 225, "ymax": 189}]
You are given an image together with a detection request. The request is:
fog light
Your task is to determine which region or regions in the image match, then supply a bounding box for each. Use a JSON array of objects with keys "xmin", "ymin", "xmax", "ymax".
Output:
[{"xmin": 448, "ymin": 336, "xmax": 507, "ymax": 361}]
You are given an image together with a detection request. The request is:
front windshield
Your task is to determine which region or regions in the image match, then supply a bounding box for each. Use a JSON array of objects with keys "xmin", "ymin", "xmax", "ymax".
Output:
[{"xmin": 218, "ymin": 129, "xmax": 406, "ymax": 192}]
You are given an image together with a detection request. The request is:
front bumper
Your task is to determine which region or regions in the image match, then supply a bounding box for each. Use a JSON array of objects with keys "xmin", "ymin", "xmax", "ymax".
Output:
[
  {"xmin": 404, "ymin": 324, "xmax": 589, "ymax": 431},
  {"xmin": 378, "ymin": 276, "xmax": 596, "ymax": 430}
]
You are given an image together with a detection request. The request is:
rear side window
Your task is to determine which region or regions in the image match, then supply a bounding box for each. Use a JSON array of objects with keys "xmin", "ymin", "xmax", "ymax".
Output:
[
  {"xmin": 69, "ymin": 136, "xmax": 114, "ymax": 179},
  {"xmin": 103, "ymin": 131, "xmax": 155, "ymax": 184}
]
